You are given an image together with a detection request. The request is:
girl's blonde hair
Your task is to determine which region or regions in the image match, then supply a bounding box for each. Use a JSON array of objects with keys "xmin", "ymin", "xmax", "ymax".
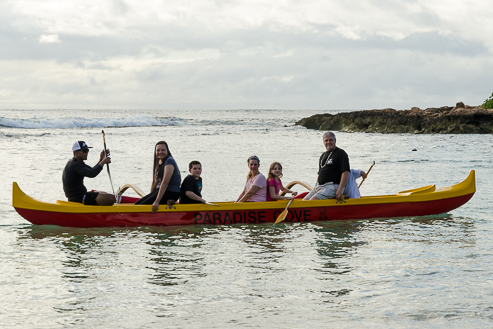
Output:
[{"xmin": 267, "ymin": 162, "xmax": 283, "ymax": 180}]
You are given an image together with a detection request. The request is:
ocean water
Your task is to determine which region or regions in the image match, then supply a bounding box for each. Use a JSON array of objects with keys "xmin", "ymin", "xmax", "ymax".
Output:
[{"xmin": 1, "ymin": 109, "xmax": 492, "ymax": 328}]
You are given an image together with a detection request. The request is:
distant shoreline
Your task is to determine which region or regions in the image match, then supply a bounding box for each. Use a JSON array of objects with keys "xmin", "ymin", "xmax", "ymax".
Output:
[{"xmin": 295, "ymin": 103, "xmax": 493, "ymax": 134}]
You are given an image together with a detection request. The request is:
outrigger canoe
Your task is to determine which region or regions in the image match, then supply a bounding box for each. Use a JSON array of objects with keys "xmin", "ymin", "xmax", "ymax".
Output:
[{"xmin": 12, "ymin": 171, "xmax": 475, "ymax": 228}]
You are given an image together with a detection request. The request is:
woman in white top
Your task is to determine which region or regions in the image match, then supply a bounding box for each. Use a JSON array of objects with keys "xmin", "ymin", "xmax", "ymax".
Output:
[{"xmin": 236, "ymin": 155, "xmax": 267, "ymax": 202}]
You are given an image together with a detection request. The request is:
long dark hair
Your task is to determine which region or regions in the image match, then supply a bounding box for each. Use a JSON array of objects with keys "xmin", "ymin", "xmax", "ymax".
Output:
[{"xmin": 151, "ymin": 141, "xmax": 172, "ymax": 191}]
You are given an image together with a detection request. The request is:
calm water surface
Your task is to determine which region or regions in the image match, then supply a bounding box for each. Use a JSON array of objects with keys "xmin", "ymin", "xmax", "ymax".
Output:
[{"xmin": 1, "ymin": 109, "xmax": 492, "ymax": 328}]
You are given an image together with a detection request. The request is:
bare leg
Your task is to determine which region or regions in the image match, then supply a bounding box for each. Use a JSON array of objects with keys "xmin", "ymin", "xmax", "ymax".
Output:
[{"xmin": 96, "ymin": 192, "xmax": 116, "ymax": 205}]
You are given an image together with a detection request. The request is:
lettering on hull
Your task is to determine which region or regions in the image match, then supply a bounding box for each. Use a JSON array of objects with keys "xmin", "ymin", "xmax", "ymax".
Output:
[{"xmin": 194, "ymin": 210, "xmax": 312, "ymax": 225}]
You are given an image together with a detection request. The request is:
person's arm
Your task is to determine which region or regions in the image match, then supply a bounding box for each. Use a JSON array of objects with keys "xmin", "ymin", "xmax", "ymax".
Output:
[
  {"xmin": 236, "ymin": 180, "xmax": 248, "ymax": 202},
  {"xmin": 269, "ymin": 185, "xmax": 294, "ymax": 200},
  {"xmin": 280, "ymin": 182, "xmax": 298, "ymax": 197},
  {"xmin": 152, "ymin": 164, "xmax": 174, "ymax": 213},
  {"xmin": 182, "ymin": 176, "xmax": 205, "ymax": 203},
  {"xmin": 97, "ymin": 149, "xmax": 111, "ymax": 168},
  {"xmin": 335, "ymin": 150, "xmax": 351, "ymax": 200},
  {"xmin": 336, "ymin": 171, "xmax": 350, "ymax": 200},
  {"xmin": 280, "ymin": 187, "xmax": 297, "ymax": 197},
  {"xmin": 185, "ymin": 191, "xmax": 206, "ymax": 203},
  {"xmin": 75, "ymin": 161, "xmax": 104, "ymax": 178},
  {"xmin": 268, "ymin": 185, "xmax": 280, "ymax": 200},
  {"xmin": 350, "ymin": 169, "xmax": 361, "ymax": 179},
  {"xmin": 236, "ymin": 189, "xmax": 246, "ymax": 203},
  {"xmin": 97, "ymin": 157, "xmax": 111, "ymax": 169},
  {"xmin": 237, "ymin": 185, "xmax": 261, "ymax": 203}
]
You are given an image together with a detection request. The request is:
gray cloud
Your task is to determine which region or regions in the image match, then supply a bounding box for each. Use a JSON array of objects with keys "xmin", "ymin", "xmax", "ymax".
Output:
[{"xmin": 1, "ymin": 0, "xmax": 492, "ymax": 109}]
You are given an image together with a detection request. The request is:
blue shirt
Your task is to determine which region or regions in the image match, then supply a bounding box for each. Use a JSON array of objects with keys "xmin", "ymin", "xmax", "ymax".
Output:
[{"xmin": 156, "ymin": 156, "xmax": 181, "ymax": 193}]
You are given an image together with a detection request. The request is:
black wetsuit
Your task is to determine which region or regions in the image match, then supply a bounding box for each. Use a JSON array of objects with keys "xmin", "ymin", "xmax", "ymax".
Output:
[{"xmin": 62, "ymin": 158, "xmax": 103, "ymax": 202}]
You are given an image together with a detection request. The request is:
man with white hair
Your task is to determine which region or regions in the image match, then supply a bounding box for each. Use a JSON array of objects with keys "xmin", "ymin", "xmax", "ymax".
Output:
[{"xmin": 303, "ymin": 131, "xmax": 350, "ymax": 201}]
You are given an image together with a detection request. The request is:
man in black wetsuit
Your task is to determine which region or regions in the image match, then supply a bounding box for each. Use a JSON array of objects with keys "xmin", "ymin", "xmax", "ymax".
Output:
[
  {"xmin": 62, "ymin": 141, "xmax": 115, "ymax": 205},
  {"xmin": 303, "ymin": 131, "xmax": 350, "ymax": 201}
]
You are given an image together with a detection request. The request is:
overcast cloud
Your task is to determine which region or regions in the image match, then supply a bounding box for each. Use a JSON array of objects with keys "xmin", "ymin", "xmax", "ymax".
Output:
[{"xmin": 1, "ymin": 0, "xmax": 492, "ymax": 110}]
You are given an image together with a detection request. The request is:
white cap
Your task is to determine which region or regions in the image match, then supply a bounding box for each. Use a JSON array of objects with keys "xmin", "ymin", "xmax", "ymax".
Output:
[{"xmin": 72, "ymin": 141, "xmax": 93, "ymax": 152}]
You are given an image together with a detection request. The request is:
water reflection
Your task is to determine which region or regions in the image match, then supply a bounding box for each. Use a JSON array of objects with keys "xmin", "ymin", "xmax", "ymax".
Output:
[
  {"xmin": 17, "ymin": 225, "xmax": 221, "ymax": 311},
  {"xmin": 144, "ymin": 226, "xmax": 221, "ymax": 287},
  {"xmin": 15, "ymin": 214, "xmax": 479, "ymax": 313},
  {"xmin": 358, "ymin": 214, "xmax": 477, "ymax": 246},
  {"xmin": 300, "ymin": 214, "xmax": 476, "ymax": 304}
]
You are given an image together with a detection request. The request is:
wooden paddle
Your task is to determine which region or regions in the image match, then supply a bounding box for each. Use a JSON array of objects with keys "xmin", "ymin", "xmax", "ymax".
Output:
[
  {"xmin": 274, "ymin": 199, "xmax": 294, "ymax": 224},
  {"xmin": 358, "ymin": 161, "xmax": 375, "ymax": 188},
  {"xmin": 102, "ymin": 130, "xmax": 116, "ymax": 197}
]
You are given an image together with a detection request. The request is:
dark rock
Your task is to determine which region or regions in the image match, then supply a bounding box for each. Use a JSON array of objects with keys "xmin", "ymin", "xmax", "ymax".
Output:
[{"xmin": 296, "ymin": 105, "xmax": 493, "ymax": 134}]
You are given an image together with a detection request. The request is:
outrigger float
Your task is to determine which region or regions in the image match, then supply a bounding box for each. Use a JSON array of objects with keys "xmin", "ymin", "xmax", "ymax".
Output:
[{"xmin": 12, "ymin": 171, "xmax": 476, "ymax": 228}]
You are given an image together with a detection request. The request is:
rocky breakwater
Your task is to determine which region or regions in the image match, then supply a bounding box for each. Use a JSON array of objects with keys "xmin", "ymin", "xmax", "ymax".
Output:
[{"xmin": 296, "ymin": 103, "xmax": 493, "ymax": 134}]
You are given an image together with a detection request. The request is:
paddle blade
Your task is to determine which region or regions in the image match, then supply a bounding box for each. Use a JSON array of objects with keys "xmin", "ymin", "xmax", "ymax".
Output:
[{"xmin": 274, "ymin": 209, "xmax": 288, "ymax": 224}]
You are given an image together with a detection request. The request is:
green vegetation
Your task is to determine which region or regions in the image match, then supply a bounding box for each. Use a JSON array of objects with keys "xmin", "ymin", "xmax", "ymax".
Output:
[{"xmin": 483, "ymin": 93, "xmax": 493, "ymax": 109}]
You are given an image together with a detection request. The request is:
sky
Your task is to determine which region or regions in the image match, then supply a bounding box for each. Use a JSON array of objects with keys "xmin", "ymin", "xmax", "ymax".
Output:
[{"xmin": 1, "ymin": 0, "xmax": 492, "ymax": 110}]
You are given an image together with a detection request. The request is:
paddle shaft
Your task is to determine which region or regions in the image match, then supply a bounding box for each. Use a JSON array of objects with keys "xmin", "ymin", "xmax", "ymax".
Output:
[
  {"xmin": 102, "ymin": 130, "xmax": 116, "ymax": 196},
  {"xmin": 358, "ymin": 161, "xmax": 375, "ymax": 188}
]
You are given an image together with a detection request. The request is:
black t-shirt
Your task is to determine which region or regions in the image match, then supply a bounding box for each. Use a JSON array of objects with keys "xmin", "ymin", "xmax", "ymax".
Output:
[
  {"xmin": 317, "ymin": 147, "xmax": 350, "ymax": 185},
  {"xmin": 62, "ymin": 158, "xmax": 103, "ymax": 202},
  {"xmin": 179, "ymin": 175, "xmax": 203, "ymax": 204}
]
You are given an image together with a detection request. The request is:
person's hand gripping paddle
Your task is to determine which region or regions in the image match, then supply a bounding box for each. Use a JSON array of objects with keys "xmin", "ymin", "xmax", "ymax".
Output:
[
  {"xmin": 358, "ymin": 161, "xmax": 375, "ymax": 189},
  {"xmin": 102, "ymin": 130, "xmax": 116, "ymax": 197}
]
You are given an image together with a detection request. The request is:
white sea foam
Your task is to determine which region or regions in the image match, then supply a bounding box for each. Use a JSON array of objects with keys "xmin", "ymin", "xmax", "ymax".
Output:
[{"xmin": 0, "ymin": 116, "xmax": 185, "ymax": 129}]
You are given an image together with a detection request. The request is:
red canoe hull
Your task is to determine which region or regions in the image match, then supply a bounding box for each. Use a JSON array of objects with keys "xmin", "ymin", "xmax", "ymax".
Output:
[{"xmin": 15, "ymin": 193, "xmax": 474, "ymax": 228}]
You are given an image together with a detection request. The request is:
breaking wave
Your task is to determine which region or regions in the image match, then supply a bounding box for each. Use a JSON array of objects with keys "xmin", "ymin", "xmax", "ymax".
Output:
[{"xmin": 0, "ymin": 116, "xmax": 186, "ymax": 129}]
